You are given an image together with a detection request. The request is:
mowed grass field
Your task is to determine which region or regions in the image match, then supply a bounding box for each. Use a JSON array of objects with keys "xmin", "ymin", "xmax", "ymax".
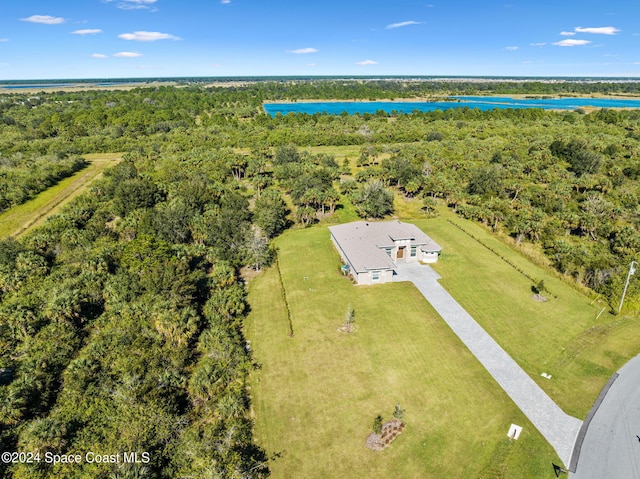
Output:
[
  {"xmin": 245, "ymin": 143, "xmax": 640, "ymax": 475},
  {"xmin": 245, "ymin": 226, "xmax": 560, "ymax": 478},
  {"xmin": 418, "ymin": 211, "xmax": 640, "ymax": 418},
  {"xmin": 0, "ymin": 153, "xmax": 120, "ymax": 238}
]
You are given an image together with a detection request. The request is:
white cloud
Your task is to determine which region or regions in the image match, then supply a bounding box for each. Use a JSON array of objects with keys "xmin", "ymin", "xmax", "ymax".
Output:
[
  {"xmin": 529, "ymin": 42, "xmax": 546, "ymax": 46},
  {"xmin": 118, "ymin": 31, "xmax": 180, "ymax": 41},
  {"xmin": 386, "ymin": 20, "xmax": 423, "ymax": 29},
  {"xmin": 553, "ymin": 39, "xmax": 591, "ymax": 47},
  {"xmin": 91, "ymin": 53, "xmax": 108, "ymax": 58},
  {"xmin": 72, "ymin": 29, "xmax": 102, "ymax": 35},
  {"xmin": 221, "ymin": 0, "xmax": 231, "ymax": 3},
  {"xmin": 286, "ymin": 47, "xmax": 318, "ymax": 54},
  {"xmin": 560, "ymin": 31, "xmax": 575, "ymax": 36},
  {"xmin": 103, "ymin": 0, "xmax": 158, "ymax": 10},
  {"xmin": 505, "ymin": 46, "xmax": 519, "ymax": 51},
  {"xmin": 114, "ymin": 51, "xmax": 143, "ymax": 57},
  {"xmin": 21, "ymin": 15, "xmax": 65, "ymax": 24},
  {"xmin": 0, "ymin": 38, "xmax": 8, "ymax": 42},
  {"xmin": 356, "ymin": 60, "xmax": 378, "ymax": 65},
  {"xmin": 575, "ymin": 26, "xmax": 620, "ymax": 35}
]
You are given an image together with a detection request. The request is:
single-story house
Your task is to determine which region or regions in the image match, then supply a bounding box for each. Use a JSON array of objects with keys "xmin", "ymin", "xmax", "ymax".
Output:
[{"xmin": 329, "ymin": 220, "xmax": 442, "ymax": 285}]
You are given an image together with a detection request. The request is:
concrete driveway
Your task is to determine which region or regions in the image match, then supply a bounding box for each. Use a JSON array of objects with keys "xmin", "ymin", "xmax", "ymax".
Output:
[{"xmin": 394, "ymin": 262, "xmax": 582, "ymax": 467}]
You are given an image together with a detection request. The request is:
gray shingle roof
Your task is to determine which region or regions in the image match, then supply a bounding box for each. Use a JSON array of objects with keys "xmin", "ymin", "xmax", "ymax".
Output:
[{"xmin": 329, "ymin": 221, "xmax": 441, "ymax": 273}]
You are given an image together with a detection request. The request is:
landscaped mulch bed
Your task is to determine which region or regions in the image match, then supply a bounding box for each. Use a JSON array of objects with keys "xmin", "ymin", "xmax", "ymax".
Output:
[{"xmin": 365, "ymin": 418, "xmax": 405, "ymax": 451}]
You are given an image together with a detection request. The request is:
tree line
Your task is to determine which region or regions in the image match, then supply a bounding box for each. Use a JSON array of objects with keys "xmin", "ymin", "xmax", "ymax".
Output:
[{"xmin": 0, "ymin": 155, "xmax": 87, "ymax": 213}]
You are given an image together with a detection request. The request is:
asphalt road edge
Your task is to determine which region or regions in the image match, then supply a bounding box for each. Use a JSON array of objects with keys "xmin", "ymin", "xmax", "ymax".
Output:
[{"xmin": 569, "ymin": 372, "xmax": 620, "ymax": 472}]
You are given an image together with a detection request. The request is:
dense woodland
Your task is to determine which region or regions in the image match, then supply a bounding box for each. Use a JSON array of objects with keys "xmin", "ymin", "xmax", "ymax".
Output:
[{"xmin": 1, "ymin": 79, "xmax": 640, "ymax": 477}]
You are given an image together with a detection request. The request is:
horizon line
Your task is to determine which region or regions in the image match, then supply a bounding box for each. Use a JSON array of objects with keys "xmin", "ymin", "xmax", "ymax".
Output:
[{"xmin": 2, "ymin": 74, "xmax": 640, "ymax": 85}]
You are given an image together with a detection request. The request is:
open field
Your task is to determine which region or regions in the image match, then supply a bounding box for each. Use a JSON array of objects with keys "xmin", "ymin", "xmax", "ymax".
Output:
[
  {"xmin": 416, "ymin": 211, "xmax": 640, "ymax": 418},
  {"xmin": 325, "ymin": 177, "xmax": 637, "ymax": 416},
  {"xmin": 0, "ymin": 153, "xmax": 120, "ymax": 238},
  {"xmin": 245, "ymin": 226, "xmax": 559, "ymax": 478},
  {"xmin": 0, "ymin": 82, "xmax": 177, "ymax": 94},
  {"xmin": 246, "ymin": 207, "xmax": 640, "ymax": 476},
  {"xmin": 0, "ymin": 80, "xmax": 261, "ymax": 95}
]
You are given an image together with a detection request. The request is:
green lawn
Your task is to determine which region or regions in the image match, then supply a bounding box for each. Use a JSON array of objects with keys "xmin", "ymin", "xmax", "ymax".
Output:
[
  {"xmin": 416, "ymin": 211, "xmax": 640, "ymax": 418},
  {"xmin": 0, "ymin": 153, "xmax": 120, "ymax": 238},
  {"xmin": 246, "ymin": 182, "xmax": 640, "ymax": 477},
  {"xmin": 245, "ymin": 227, "xmax": 559, "ymax": 478}
]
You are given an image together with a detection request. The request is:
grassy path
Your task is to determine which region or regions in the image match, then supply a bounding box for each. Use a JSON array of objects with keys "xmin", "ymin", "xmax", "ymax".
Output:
[{"xmin": 0, "ymin": 153, "xmax": 119, "ymax": 239}]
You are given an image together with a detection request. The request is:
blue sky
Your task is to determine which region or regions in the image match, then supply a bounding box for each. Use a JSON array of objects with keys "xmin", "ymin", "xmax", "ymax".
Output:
[{"xmin": 1, "ymin": 0, "xmax": 640, "ymax": 80}]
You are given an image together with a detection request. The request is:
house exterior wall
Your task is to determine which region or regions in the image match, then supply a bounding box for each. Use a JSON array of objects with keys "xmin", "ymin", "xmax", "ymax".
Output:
[
  {"xmin": 392, "ymin": 240, "xmax": 426, "ymax": 264},
  {"xmin": 379, "ymin": 269, "xmax": 394, "ymax": 283},
  {"xmin": 419, "ymin": 250, "xmax": 440, "ymax": 264},
  {"xmin": 391, "ymin": 239, "xmax": 411, "ymax": 262},
  {"xmin": 356, "ymin": 269, "xmax": 393, "ymax": 285}
]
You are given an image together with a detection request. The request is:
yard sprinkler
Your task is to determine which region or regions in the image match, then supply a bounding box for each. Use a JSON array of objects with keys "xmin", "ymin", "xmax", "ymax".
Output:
[{"xmin": 618, "ymin": 260, "xmax": 637, "ymax": 314}]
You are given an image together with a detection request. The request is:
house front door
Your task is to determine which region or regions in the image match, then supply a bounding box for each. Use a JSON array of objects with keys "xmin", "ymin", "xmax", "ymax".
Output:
[{"xmin": 397, "ymin": 247, "xmax": 405, "ymax": 259}]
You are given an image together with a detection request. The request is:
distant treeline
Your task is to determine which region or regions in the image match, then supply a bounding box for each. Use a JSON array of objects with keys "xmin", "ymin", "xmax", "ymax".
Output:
[{"xmin": 1, "ymin": 83, "xmax": 640, "ymax": 157}]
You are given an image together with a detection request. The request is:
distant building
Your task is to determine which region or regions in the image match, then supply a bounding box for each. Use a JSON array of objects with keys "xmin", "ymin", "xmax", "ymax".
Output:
[{"xmin": 329, "ymin": 220, "xmax": 442, "ymax": 285}]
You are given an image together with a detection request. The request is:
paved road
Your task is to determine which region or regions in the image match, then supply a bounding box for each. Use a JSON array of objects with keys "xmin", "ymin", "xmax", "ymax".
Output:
[
  {"xmin": 394, "ymin": 262, "xmax": 583, "ymax": 467},
  {"xmin": 570, "ymin": 354, "xmax": 640, "ymax": 479}
]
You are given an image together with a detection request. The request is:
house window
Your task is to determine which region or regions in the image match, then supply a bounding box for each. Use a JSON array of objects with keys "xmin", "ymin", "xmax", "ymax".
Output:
[
  {"xmin": 384, "ymin": 247, "xmax": 392, "ymax": 257},
  {"xmin": 372, "ymin": 271, "xmax": 380, "ymax": 281},
  {"xmin": 410, "ymin": 246, "xmax": 417, "ymax": 257}
]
